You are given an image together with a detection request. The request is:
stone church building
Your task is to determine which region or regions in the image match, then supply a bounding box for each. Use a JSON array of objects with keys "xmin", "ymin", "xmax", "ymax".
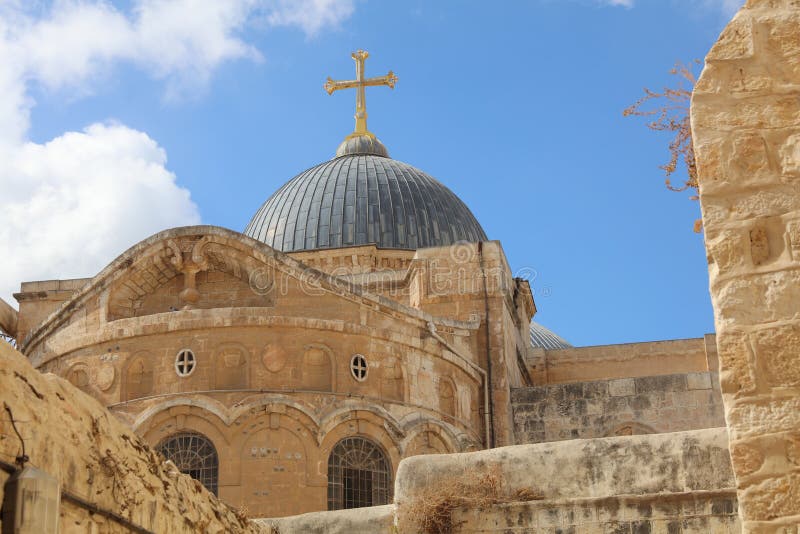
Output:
[{"xmin": 1, "ymin": 51, "xmax": 728, "ymax": 521}]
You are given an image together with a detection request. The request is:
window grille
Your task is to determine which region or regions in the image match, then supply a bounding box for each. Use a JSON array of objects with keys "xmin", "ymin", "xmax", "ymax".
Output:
[
  {"xmin": 156, "ymin": 432, "xmax": 218, "ymax": 495},
  {"xmin": 175, "ymin": 349, "xmax": 196, "ymax": 377},
  {"xmin": 327, "ymin": 437, "xmax": 390, "ymax": 510},
  {"xmin": 350, "ymin": 354, "xmax": 368, "ymax": 381}
]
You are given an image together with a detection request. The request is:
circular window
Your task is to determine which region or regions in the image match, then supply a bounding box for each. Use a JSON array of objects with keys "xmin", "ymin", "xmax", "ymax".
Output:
[
  {"xmin": 175, "ymin": 349, "xmax": 196, "ymax": 377},
  {"xmin": 350, "ymin": 354, "xmax": 368, "ymax": 382}
]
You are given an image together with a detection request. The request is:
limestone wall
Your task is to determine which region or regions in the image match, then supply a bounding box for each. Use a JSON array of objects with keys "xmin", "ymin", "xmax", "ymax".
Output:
[
  {"xmin": 251, "ymin": 428, "xmax": 738, "ymax": 533},
  {"xmin": 395, "ymin": 428, "xmax": 735, "ymax": 504},
  {"xmin": 512, "ymin": 371, "xmax": 726, "ymax": 443},
  {"xmin": 452, "ymin": 493, "xmax": 739, "ymax": 533},
  {"xmin": 691, "ymin": 0, "xmax": 800, "ymax": 530},
  {"xmin": 0, "ymin": 341, "xmax": 264, "ymax": 533},
  {"xmin": 398, "ymin": 428, "xmax": 739, "ymax": 533},
  {"xmin": 525, "ymin": 336, "xmax": 716, "ymax": 385}
]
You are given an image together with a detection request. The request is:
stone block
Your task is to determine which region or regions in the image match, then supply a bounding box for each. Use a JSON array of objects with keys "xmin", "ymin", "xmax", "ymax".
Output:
[
  {"xmin": 727, "ymin": 394, "xmax": 800, "ymax": 439},
  {"xmin": 715, "ymin": 332, "xmax": 757, "ymax": 395},
  {"xmin": 687, "ymin": 373, "xmax": 712, "ymax": 390},
  {"xmin": 609, "ymin": 378, "xmax": 635, "ymax": 397},
  {"xmin": 707, "ymin": 15, "xmax": 754, "ymax": 60},
  {"xmin": 740, "ymin": 472, "xmax": 800, "ymax": 521},
  {"xmin": 752, "ymin": 324, "xmax": 800, "ymax": 387},
  {"xmin": 693, "ymin": 96, "xmax": 800, "ymax": 131},
  {"xmin": 635, "ymin": 375, "xmax": 686, "ymax": 395},
  {"xmin": 779, "ymin": 132, "xmax": 800, "ymax": 178}
]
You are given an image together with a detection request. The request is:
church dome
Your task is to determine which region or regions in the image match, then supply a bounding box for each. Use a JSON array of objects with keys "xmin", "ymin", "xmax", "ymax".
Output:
[
  {"xmin": 245, "ymin": 49, "xmax": 486, "ymax": 253},
  {"xmin": 243, "ymin": 148, "xmax": 487, "ymax": 252},
  {"xmin": 529, "ymin": 321, "xmax": 573, "ymax": 350}
]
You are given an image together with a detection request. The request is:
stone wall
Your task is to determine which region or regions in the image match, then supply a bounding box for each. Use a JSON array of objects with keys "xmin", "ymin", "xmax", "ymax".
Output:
[
  {"xmin": 452, "ymin": 493, "xmax": 739, "ymax": 533},
  {"xmin": 525, "ymin": 336, "xmax": 717, "ymax": 385},
  {"xmin": 0, "ymin": 341, "xmax": 264, "ymax": 533},
  {"xmin": 512, "ymin": 371, "xmax": 726, "ymax": 443},
  {"xmin": 250, "ymin": 428, "xmax": 738, "ymax": 533},
  {"xmin": 394, "ymin": 427, "xmax": 737, "ymax": 533},
  {"xmin": 691, "ymin": 0, "xmax": 800, "ymax": 530}
]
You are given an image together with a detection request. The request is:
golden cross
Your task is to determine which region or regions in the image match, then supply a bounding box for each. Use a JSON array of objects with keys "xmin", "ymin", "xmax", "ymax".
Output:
[{"xmin": 324, "ymin": 50, "xmax": 397, "ymax": 137}]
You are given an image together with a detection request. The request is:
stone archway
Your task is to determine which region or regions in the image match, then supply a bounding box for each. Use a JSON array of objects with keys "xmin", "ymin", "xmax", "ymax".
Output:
[{"xmin": 692, "ymin": 2, "xmax": 800, "ymax": 529}]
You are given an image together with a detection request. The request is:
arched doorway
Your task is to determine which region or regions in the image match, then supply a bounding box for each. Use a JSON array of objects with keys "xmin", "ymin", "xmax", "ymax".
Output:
[{"xmin": 327, "ymin": 436, "xmax": 391, "ymax": 510}]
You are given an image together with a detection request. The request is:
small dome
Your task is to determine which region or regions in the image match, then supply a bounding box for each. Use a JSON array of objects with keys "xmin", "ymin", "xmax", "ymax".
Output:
[
  {"xmin": 529, "ymin": 321, "xmax": 573, "ymax": 350},
  {"xmin": 336, "ymin": 133, "xmax": 389, "ymax": 158},
  {"xmin": 244, "ymin": 154, "xmax": 487, "ymax": 252}
]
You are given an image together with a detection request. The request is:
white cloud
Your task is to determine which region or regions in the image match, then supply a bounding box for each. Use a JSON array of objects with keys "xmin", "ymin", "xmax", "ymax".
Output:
[
  {"xmin": 705, "ymin": 0, "xmax": 745, "ymax": 17},
  {"xmin": 1, "ymin": 123, "xmax": 201, "ymax": 290},
  {"xmin": 0, "ymin": 0, "xmax": 354, "ymax": 309},
  {"xmin": 602, "ymin": 0, "xmax": 634, "ymax": 7},
  {"xmin": 265, "ymin": 0, "xmax": 355, "ymax": 36}
]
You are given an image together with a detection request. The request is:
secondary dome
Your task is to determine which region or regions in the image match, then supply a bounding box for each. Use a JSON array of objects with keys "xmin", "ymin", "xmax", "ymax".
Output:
[
  {"xmin": 530, "ymin": 321, "xmax": 573, "ymax": 350},
  {"xmin": 244, "ymin": 150, "xmax": 487, "ymax": 252}
]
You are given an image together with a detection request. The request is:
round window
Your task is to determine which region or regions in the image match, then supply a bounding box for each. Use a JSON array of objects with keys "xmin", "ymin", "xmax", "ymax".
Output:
[
  {"xmin": 175, "ymin": 349, "xmax": 196, "ymax": 377},
  {"xmin": 350, "ymin": 354, "xmax": 368, "ymax": 382}
]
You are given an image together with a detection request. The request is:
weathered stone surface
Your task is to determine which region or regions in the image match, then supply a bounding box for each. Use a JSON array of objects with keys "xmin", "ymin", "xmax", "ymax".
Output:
[
  {"xmin": 752, "ymin": 324, "xmax": 800, "ymax": 387},
  {"xmin": 740, "ymin": 472, "xmax": 800, "ymax": 521},
  {"xmin": 731, "ymin": 442, "xmax": 766, "ymax": 476},
  {"xmin": 0, "ymin": 341, "xmax": 263, "ymax": 533},
  {"xmin": 512, "ymin": 372, "xmax": 724, "ymax": 443},
  {"xmin": 727, "ymin": 394, "xmax": 800, "ymax": 439},
  {"xmin": 707, "ymin": 15, "xmax": 754, "ymax": 60},
  {"xmin": 395, "ymin": 428, "xmax": 735, "ymax": 503},
  {"xmin": 451, "ymin": 494, "xmax": 739, "ymax": 533},
  {"xmin": 609, "ymin": 377, "xmax": 636, "ymax": 397},
  {"xmin": 255, "ymin": 504, "xmax": 394, "ymax": 534},
  {"xmin": 716, "ymin": 332, "xmax": 757, "ymax": 395},
  {"xmin": 693, "ymin": 2, "xmax": 800, "ymax": 529}
]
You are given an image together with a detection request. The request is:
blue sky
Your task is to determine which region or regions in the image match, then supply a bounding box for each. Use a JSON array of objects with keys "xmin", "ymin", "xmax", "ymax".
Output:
[{"xmin": 1, "ymin": 0, "xmax": 742, "ymax": 346}]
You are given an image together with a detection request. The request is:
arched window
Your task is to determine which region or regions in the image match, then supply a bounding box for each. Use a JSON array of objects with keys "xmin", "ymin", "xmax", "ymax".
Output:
[
  {"xmin": 156, "ymin": 432, "xmax": 219, "ymax": 495},
  {"xmin": 327, "ymin": 437, "xmax": 391, "ymax": 510}
]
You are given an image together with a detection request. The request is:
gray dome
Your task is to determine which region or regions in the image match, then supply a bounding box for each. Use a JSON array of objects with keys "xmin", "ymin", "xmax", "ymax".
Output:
[
  {"xmin": 244, "ymin": 154, "xmax": 487, "ymax": 252},
  {"xmin": 530, "ymin": 321, "xmax": 573, "ymax": 350}
]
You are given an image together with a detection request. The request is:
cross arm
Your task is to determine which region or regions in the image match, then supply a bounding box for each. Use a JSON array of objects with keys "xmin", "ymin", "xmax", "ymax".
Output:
[
  {"xmin": 324, "ymin": 77, "xmax": 359, "ymax": 95},
  {"xmin": 362, "ymin": 71, "xmax": 398, "ymax": 89}
]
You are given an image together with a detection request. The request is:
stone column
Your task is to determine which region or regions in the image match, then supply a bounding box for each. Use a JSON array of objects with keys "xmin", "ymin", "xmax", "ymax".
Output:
[{"xmin": 691, "ymin": 1, "xmax": 800, "ymax": 530}]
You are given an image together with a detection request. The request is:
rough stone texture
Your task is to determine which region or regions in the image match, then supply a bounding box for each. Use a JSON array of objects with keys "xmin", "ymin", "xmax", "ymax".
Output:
[
  {"xmin": 394, "ymin": 428, "xmax": 737, "ymax": 533},
  {"xmin": 692, "ymin": 1, "xmax": 800, "ymax": 530},
  {"xmin": 395, "ymin": 428, "xmax": 735, "ymax": 504},
  {"xmin": 452, "ymin": 494, "xmax": 739, "ymax": 533},
  {"xmin": 512, "ymin": 372, "xmax": 726, "ymax": 443},
  {"xmin": 255, "ymin": 504, "xmax": 395, "ymax": 534},
  {"xmin": 0, "ymin": 341, "xmax": 263, "ymax": 533}
]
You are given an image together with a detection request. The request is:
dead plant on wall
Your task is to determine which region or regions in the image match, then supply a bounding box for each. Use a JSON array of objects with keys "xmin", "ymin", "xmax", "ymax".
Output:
[
  {"xmin": 624, "ymin": 61, "xmax": 702, "ymax": 232},
  {"xmin": 397, "ymin": 464, "xmax": 543, "ymax": 534}
]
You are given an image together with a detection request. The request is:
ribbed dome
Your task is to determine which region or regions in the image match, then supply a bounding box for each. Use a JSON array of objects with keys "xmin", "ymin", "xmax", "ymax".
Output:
[
  {"xmin": 530, "ymin": 321, "xmax": 573, "ymax": 350},
  {"xmin": 244, "ymin": 154, "xmax": 487, "ymax": 252}
]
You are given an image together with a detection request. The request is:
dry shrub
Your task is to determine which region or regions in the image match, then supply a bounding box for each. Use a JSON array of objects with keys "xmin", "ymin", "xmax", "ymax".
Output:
[
  {"xmin": 624, "ymin": 60, "xmax": 703, "ymax": 232},
  {"xmin": 398, "ymin": 465, "xmax": 543, "ymax": 534}
]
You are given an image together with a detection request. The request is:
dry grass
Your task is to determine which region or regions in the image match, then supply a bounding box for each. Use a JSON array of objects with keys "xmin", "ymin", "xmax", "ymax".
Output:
[{"xmin": 397, "ymin": 465, "xmax": 543, "ymax": 534}]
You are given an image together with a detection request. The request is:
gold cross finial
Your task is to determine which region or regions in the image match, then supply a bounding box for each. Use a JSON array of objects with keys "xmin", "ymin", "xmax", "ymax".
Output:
[{"xmin": 324, "ymin": 50, "xmax": 397, "ymax": 137}]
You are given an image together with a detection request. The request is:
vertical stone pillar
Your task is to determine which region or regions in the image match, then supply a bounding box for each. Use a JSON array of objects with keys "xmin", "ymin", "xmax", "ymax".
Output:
[{"xmin": 691, "ymin": 1, "xmax": 800, "ymax": 530}]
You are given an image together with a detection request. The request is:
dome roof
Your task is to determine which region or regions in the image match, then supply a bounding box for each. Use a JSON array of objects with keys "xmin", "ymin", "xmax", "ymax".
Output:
[
  {"xmin": 529, "ymin": 321, "xmax": 573, "ymax": 350},
  {"xmin": 244, "ymin": 150, "xmax": 487, "ymax": 252}
]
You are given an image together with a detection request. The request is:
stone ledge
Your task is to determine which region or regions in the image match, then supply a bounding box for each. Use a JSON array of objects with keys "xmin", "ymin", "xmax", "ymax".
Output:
[{"xmin": 254, "ymin": 504, "xmax": 395, "ymax": 534}]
